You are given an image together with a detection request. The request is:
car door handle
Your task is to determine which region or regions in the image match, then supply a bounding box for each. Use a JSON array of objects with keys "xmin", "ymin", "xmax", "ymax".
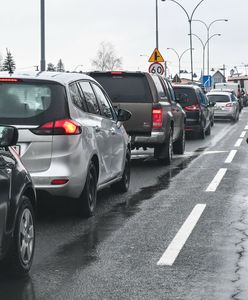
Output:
[
  {"xmin": 94, "ymin": 126, "xmax": 101, "ymax": 133},
  {"xmin": 109, "ymin": 128, "xmax": 116, "ymax": 135}
]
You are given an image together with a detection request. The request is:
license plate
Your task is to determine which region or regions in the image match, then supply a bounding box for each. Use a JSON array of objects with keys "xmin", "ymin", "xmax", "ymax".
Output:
[
  {"xmin": 12, "ymin": 145, "xmax": 21, "ymax": 155},
  {"xmin": 215, "ymin": 106, "xmax": 222, "ymax": 110}
]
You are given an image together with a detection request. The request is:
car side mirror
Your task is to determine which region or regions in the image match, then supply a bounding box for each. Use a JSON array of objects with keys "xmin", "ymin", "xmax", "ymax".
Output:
[
  {"xmin": 117, "ymin": 109, "xmax": 132, "ymax": 122},
  {"xmin": 0, "ymin": 125, "xmax": 18, "ymax": 147}
]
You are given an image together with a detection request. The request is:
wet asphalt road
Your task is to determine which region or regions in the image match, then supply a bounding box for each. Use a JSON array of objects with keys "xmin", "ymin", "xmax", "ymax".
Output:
[{"xmin": 1, "ymin": 110, "xmax": 248, "ymax": 300}]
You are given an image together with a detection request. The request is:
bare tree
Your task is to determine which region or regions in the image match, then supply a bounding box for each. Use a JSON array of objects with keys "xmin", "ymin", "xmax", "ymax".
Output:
[
  {"xmin": 92, "ymin": 42, "xmax": 122, "ymax": 71},
  {"xmin": 56, "ymin": 59, "xmax": 65, "ymax": 72}
]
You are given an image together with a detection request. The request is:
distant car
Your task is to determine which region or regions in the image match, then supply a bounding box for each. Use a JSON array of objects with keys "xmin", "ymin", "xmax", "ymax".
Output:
[
  {"xmin": 88, "ymin": 71, "xmax": 186, "ymax": 164},
  {"xmin": 206, "ymin": 91, "xmax": 239, "ymax": 122},
  {"xmin": 0, "ymin": 125, "xmax": 36, "ymax": 276},
  {"xmin": 173, "ymin": 85, "xmax": 214, "ymax": 139},
  {"xmin": 211, "ymin": 88, "xmax": 242, "ymax": 111},
  {"xmin": 0, "ymin": 72, "xmax": 131, "ymax": 217}
]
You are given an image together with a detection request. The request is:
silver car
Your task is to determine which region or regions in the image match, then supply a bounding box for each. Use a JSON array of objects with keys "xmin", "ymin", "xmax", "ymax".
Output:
[
  {"xmin": 0, "ymin": 71, "xmax": 131, "ymax": 217},
  {"xmin": 206, "ymin": 91, "xmax": 239, "ymax": 122}
]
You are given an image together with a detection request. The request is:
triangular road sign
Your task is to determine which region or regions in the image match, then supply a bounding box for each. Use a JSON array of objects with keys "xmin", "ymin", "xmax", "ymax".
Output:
[{"xmin": 148, "ymin": 48, "xmax": 165, "ymax": 63}]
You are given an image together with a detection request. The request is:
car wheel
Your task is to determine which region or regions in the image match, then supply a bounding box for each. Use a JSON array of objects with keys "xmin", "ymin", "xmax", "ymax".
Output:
[
  {"xmin": 3, "ymin": 196, "xmax": 35, "ymax": 276},
  {"xmin": 154, "ymin": 128, "xmax": 173, "ymax": 165},
  {"xmin": 199, "ymin": 126, "xmax": 205, "ymax": 139},
  {"xmin": 211, "ymin": 116, "xmax": 214, "ymax": 127},
  {"xmin": 173, "ymin": 128, "xmax": 185, "ymax": 155},
  {"xmin": 78, "ymin": 162, "xmax": 97, "ymax": 218},
  {"xmin": 111, "ymin": 155, "xmax": 131, "ymax": 193}
]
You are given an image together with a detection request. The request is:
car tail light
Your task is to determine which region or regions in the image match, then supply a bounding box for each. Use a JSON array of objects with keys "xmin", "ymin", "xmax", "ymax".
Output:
[
  {"xmin": 0, "ymin": 78, "xmax": 21, "ymax": 82},
  {"xmin": 51, "ymin": 179, "xmax": 69, "ymax": 185},
  {"xmin": 111, "ymin": 71, "xmax": 123, "ymax": 75},
  {"xmin": 225, "ymin": 103, "xmax": 233, "ymax": 107},
  {"xmin": 31, "ymin": 119, "xmax": 82, "ymax": 135},
  {"xmin": 184, "ymin": 104, "xmax": 200, "ymax": 111},
  {"xmin": 152, "ymin": 108, "xmax": 163, "ymax": 129}
]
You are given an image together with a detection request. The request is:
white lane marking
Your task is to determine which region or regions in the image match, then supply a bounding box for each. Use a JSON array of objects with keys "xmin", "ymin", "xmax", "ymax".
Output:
[
  {"xmin": 157, "ymin": 204, "xmax": 206, "ymax": 266},
  {"xmin": 225, "ymin": 150, "xmax": 237, "ymax": 164},
  {"xmin": 245, "ymin": 125, "xmax": 248, "ymax": 130},
  {"xmin": 240, "ymin": 131, "xmax": 246, "ymax": 138},
  {"xmin": 234, "ymin": 138, "xmax": 243, "ymax": 147},
  {"xmin": 206, "ymin": 168, "xmax": 227, "ymax": 192}
]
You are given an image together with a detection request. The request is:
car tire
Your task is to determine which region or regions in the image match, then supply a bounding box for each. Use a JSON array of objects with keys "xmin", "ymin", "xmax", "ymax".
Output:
[
  {"xmin": 173, "ymin": 128, "xmax": 185, "ymax": 155},
  {"xmin": 154, "ymin": 128, "xmax": 173, "ymax": 165},
  {"xmin": 199, "ymin": 126, "xmax": 205, "ymax": 139},
  {"xmin": 3, "ymin": 196, "xmax": 35, "ymax": 276},
  {"xmin": 111, "ymin": 155, "xmax": 131, "ymax": 193},
  {"xmin": 78, "ymin": 162, "xmax": 97, "ymax": 218},
  {"xmin": 211, "ymin": 116, "xmax": 214, "ymax": 127}
]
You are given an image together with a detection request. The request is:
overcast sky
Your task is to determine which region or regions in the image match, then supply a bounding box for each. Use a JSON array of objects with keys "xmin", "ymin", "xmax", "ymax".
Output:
[{"xmin": 0, "ymin": 0, "xmax": 247, "ymax": 77}]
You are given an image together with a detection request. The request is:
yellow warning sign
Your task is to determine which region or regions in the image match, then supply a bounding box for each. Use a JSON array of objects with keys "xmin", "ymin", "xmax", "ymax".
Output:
[{"xmin": 148, "ymin": 48, "xmax": 165, "ymax": 63}]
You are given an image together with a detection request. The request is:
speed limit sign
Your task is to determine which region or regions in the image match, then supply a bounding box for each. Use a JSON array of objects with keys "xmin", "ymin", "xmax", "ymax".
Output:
[{"xmin": 149, "ymin": 62, "xmax": 164, "ymax": 75}]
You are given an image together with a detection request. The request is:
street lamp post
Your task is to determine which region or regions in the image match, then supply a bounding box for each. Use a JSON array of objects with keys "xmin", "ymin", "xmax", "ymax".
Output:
[
  {"xmin": 161, "ymin": 0, "xmax": 206, "ymax": 82},
  {"xmin": 167, "ymin": 48, "xmax": 192, "ymax": 78},
  {"xmin": 193, "ymin": 19, "xmax": 228, "ymax": 75},
  {"xmin": 191, "ymin": 33, "xmax": 221, "ymax": 76},
  {"xmin": 40, "ymin": 0, "xmax": 46, "ymax": 72},
  {"xmin": 156, "ymin": 0, "xmax": 159, "ymax": 49}
]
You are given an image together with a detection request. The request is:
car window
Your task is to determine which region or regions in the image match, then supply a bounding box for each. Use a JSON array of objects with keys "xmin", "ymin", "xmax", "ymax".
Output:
[
  {"xmin": 163, "ymin": 79, "xmax": 176, "ymax": 103},
  {"xmin": 90, "ymin": 73, "xmax": 152, "ymax": 103},
  {"xmin": 0, "ymin": 81, "xmax": 69, "ymax": 125},
  {"xmin": 207, "ymin": 94, "xmax": 231, "ymax": 102},
  {"xmin": 69, "ymin": 82, "xmax": 86, "ymax": 111},
  {"xmin": 91, "ymin": 83, "xmax": 114, "ymax": 120},
  {"xmin": 173, "ymin": 87, "xmax": 198, "ymax": 107},
  {"xmin": 152, "ymin": 75, "xmax": 167, "ymax": 99},
  {"xmin": 199, "ymin": 91, "xmax": 207, "ymax": 105},
  {"xmin": 78, "ymin": 81, "xmax": 100, "ymax": 115}
]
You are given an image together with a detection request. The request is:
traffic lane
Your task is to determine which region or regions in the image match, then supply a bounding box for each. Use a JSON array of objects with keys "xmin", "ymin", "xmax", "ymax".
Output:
[
  {"xmin": 0, "ymin": 114, "xmax": 245, "ymax": 299},
  {"xmin": 39, "ymin": 110, "xmax": 248, "ymax": 300}
]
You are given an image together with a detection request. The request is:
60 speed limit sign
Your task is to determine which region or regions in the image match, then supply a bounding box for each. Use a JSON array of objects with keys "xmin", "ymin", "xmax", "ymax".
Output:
[{"xmin": 149, "ymin": 62, "xmax": 164, "ymax": 75}]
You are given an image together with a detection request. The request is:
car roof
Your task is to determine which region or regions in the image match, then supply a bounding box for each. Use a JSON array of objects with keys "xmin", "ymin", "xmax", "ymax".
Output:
[
  {"xmin": 206, "ymin": 91, "xmax": 232, "ymax": 96},
  {"xmin": 0, "ymin": 71, "xmax": 96, "ymax": 85},
  {"xmin": 172, "ymin": 84, "xmax": 200, "ymax": 90}
]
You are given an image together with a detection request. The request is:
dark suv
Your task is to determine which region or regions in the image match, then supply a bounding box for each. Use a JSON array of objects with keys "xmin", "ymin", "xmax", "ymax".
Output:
[
  {"xmin": 89, "ymin": 71, "xmax": 186, "ymax": 164},
  {"xmin": 173, "ymin": 85, "xmax": 214, "ymax": 139},
  {"xmin": 0, "ymin": 125, "xmax": 36, "ymax": 276}
]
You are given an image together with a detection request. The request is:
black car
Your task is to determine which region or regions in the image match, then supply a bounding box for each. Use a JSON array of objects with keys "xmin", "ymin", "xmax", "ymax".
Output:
[
  {"xmin": 0, "ymin": 125, "xmax": 36, "ymax": 276},
  {"xmin": 173, "ymin": 85, "xmax": 215, "ymax": 139}
]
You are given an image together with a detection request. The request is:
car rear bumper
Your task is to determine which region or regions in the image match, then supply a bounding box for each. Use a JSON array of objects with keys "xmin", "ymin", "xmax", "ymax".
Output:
[{"xmin": 131, "ymin": 131, "xmax": 166, "ymax": 147}]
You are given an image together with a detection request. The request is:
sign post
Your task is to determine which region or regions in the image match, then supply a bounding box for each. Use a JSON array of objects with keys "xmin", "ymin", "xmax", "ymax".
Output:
[{"xmin": 148, "ymin": 48, "xmax": 165, "ymax": 76}]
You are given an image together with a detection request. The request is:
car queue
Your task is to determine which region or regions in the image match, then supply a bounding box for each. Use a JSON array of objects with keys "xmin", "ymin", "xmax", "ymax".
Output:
[{"xmin": 0, "ymin": 70, "xmax": 243, "ymax": 276}]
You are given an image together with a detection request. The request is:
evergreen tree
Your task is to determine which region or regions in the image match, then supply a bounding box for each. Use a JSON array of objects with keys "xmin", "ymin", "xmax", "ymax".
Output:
[
  {"xmin": 56, "ymin": 59, "xmax": 65, "ymax": 72},
  {"xmin": 47, "ymin": 63, "xmax": 56, "ymax": 71},
  {"xmin": 2, "ymin": 49, "xmax": 16, "ymax": 73}
]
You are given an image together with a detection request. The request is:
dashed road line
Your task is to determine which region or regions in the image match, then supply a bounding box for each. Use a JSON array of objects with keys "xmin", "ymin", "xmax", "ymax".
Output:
[
  {"xmin": 225, "ymin": 150, "xmax": 237, "ymax": 164},
  {"xmin": 206, "ymin": 168, "xmax": 227, "ymax": 192},
  {"xmin": 157, "ymin": 204, "xmax": 206, "ymax": 266},
  {"xmin": 234, "ymin": 138, "xmax": 243, "ymax": 147},
  {"xmin": 245, "ymin": 125, "xmax": 248, "ymax": 130},
  {"xmin": 240, "ymin": 131, "xmax": 246, "ymax": 138}
]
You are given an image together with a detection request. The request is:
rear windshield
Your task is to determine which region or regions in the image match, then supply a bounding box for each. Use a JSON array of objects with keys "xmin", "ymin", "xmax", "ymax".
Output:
[
  {"xmin": 173, "ymin": 87, "xmax": 198, "ymax": 107},
  {"xmin": 207, "ymin": 95, "xmax": 230, "ymax": 103},
  {"xmin": 89, "ymin": 73, "xmax": 152, "ymax": 103},
  {"xmin": 0, "ymin": 80, "xmax": 68, "ymax": 125}
]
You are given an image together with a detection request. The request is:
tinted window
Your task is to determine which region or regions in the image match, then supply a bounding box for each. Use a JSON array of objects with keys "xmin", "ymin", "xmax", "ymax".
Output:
[
  {"xmin": 79, "ymin": 81, "xmax": 100, "ymax": 115},
  {"xmin": 173, "ymin": 87, "xmax": 198, "ymax": 107},
  {"xmin": 199, "ymin": 92, "xmax": 207, "ymax": 105},
  {"xmin": 90, "ymin": 73, "xmax": 152, "ymax": 103},
  {"xmin": 0, "ymin": 80, "xmax": 68, "ymax": 125},
  {"xmin": 207, "ymin": 95, "xmax": 230, "ymax": 103},
  {"xmin": 91, "ymin": 83, "xmax": 114, "ymax": 119},
  {"xmin": 69, "ymin": 82, "xmax": 85, "ymax": 111}
]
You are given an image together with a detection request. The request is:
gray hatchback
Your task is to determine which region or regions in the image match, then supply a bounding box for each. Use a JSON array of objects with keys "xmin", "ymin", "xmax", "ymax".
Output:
[{"xmin": 0, "ymin": 71, "xmax": 131, "ymax": 217}]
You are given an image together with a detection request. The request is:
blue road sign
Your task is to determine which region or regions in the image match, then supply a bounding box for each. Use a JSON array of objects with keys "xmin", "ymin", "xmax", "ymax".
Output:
[{"xmin": 202, "ymin": 75, "xmax": 212, "ymax": 88}]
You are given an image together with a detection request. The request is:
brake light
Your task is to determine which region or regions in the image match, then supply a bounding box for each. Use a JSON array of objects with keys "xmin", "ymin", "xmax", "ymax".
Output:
[
  {"xmin": 225, "ymin": 103, "xmax": 233, "ymax": 107},
  {"xmin": 152, "ymin": 108, "xmax": 163, "ymax": 129},
  {"xmin": 111, "ymin": 71, "xmax": 123, "ymax": 75},
  {"xmin": 31, "ymin": 119, "xmax": 82, "ymax": 135},
  {"xmin": 0, "ymin": 78, "xmax": 20, "ymax": 82},
  {"xmin": 184, "ymin": 104, "xmax": 200, "ymax": 111}
]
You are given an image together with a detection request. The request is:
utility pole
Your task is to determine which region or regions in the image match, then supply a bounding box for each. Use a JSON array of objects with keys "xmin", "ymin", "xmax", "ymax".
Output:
[{"xmin": 40, "ymin": 0, "xmax": 46, "ymax": 71}]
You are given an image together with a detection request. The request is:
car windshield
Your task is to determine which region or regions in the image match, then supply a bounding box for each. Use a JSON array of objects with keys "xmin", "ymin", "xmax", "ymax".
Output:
[
  {"xmin": 0, "ymin": 80, "xmax": 68, "ymax": 125},
  {"xmin": 207, "ymin": 94, "xmax": 230, "ymax": 103},
  {"xmin": 89, "ymin": 73, "xmax": 152, "ymax": 103},
  {"xmin": 173, "ymin": 87, "xmax": 198, "ymax": 107}
]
